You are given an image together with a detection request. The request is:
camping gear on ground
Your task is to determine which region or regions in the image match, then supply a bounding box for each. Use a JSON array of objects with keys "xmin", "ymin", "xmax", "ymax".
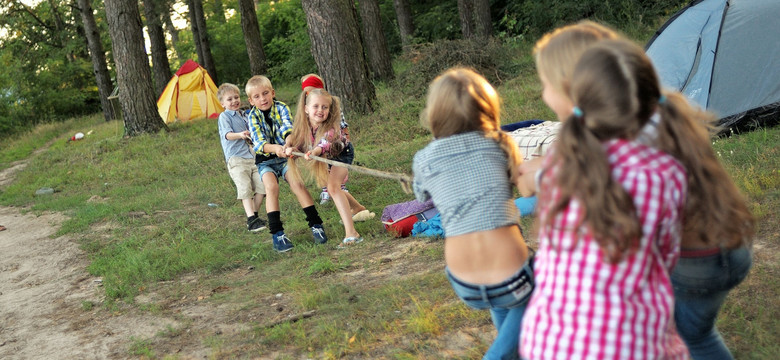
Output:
[
  {"xmin": 381, "ymin": 199, "xmax": 436, "ymax": 238},
  {"xmin": 157, "ymin": 59, "xmax": 223, "ymax": 124},
  {"xmin": 645, "ymin": 0, "xmax": 780, "ymax": 133},
  {"xmin": 505, "ymin": 121, "xmax": 561, "ymax": 161}
]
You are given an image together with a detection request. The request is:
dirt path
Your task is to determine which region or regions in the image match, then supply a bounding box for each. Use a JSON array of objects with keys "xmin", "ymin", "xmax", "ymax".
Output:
[{"xmin": 0, "ymin": 155, "xmax": 187, "ymax": 359}]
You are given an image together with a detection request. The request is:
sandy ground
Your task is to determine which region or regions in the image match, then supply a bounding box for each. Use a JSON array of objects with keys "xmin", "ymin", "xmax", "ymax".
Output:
[{"xmin": 0, "ymin": 156, "xmax": 187, "ymax": 359}]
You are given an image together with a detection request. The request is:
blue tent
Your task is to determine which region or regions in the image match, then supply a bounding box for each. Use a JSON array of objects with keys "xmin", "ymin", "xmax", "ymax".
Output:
[{"xmin": 646, "ymin": 0, "xmax": 780, "ymax": 133}]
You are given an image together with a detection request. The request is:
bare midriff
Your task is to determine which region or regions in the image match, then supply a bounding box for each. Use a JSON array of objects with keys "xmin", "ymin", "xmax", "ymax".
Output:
[{"xmin": 445, "ymin": 225, "xmax": 530, "ymax": 285}]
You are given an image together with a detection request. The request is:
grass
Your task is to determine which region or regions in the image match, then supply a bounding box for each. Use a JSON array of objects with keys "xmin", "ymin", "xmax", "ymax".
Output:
[{"xmin": 1, "ymin": 34, "xmax": 778, "ymax": 360}]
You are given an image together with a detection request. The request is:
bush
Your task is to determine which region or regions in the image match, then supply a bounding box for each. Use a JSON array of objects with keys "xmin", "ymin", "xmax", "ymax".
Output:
[{"xmin": 394, "ymin": 38, "xmax": 527, "ymax": 97}]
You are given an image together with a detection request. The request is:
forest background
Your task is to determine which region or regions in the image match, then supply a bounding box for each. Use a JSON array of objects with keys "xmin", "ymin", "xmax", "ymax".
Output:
[
  {"xmin": 1, "ymin": 0, "xmax": 685, "ymax": 138},
  {"xmin": 1, "ymin": 0, "xmax": 777, "ymax": 359}
]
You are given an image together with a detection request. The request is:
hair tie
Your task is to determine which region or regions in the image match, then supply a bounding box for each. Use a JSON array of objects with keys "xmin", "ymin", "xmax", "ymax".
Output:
[
  {"xmin": 658, "ymin": 95, "xmax": 667, "ymax": 104},
  {"xmin": 572, "ymin": 106, "xmax": 584, "ymax": 118}
]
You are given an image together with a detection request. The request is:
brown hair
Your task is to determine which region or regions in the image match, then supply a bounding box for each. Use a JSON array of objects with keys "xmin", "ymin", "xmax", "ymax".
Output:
[
  {"xmin": 421, "ymin": 67, "xmax": 522, "ymax": 183},
  {"xmin": 286, "ymin": 88, "xmax": 343, "ymax": 186},
  {"xmin": 545, "ymin": 39, "xmax": 754, "ymax": 262},
  {"xmin": 543, "ymin": 40, "xmax": 664, "ymax": 263}
]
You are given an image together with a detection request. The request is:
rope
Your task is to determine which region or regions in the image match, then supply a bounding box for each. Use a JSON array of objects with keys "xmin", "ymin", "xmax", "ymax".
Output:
[{"xmin": 289, "ymin": 151, "xmax": 413, "ymax": 194}]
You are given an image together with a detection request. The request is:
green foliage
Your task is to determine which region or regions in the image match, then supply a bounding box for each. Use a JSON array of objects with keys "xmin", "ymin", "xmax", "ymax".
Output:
[
  {"xmin": 394, "ymin": 38, "xmax": 528, "ymax": 98},
  {"xmin": 258, "ymin": 0, "xmax": 316, "ymax": 83},
  {"xmin": 0, "ymin": 0, "xmax": 106, "ymax": 138}
]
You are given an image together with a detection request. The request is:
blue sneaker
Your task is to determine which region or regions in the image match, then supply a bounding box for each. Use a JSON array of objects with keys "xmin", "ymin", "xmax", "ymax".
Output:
[
  {"xmin": 311, "ymin": 224, "xmax": 327, "ymax": 244},
  {"xmin": 272, "ymin": 231, "xmax": 293, "ymax": 253}
]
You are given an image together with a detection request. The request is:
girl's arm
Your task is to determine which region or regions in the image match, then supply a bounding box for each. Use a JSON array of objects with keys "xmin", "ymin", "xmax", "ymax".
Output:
[{"xmin": 516, "ymin": 158, "xmax": 542, "ymax": 196}]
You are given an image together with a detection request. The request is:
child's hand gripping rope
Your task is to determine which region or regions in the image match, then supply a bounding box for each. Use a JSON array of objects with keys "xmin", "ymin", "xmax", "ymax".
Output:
[{"xmin": 287, "ymin": 150, "xmax": 413, "ymax": 194}]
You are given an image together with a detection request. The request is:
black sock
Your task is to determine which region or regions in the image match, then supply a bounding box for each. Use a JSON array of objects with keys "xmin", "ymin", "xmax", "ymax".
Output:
[
  {"xmin": 267, "ymin": 211, "xmax": 283, "ymax": 234},
  {"xmin": 303, "ymin": 205, "xmax": 322, "ymax": 227},
  {"xmin": 254, "ymin": 211, "xmax": 259, "ymax": 218}
]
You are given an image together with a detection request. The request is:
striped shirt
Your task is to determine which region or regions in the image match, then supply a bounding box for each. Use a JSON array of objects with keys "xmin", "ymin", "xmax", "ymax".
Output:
[
  {"xmin": 520, "ymin": 139, "xmax": 689, "ymax": 360},
  {"xmin": 247, "ymin": 100, "xmax": 292, "ymax": 156}
]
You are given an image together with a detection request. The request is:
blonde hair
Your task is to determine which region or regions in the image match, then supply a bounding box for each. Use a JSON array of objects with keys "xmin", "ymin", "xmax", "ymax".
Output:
[
  {"xmin": 286, "ymin": 88, "xmax": 343, "ymax": 186},
  {"xmin": 245, "ymin": 75, "xmax": 273, "ymax": 97},
  {"xmin": 216, "ymin": 83, "xmax": 240, "ymax": 102},
  {"xmin": 421, "ymin": 67, "xmax": 522, "ymax": 183},
  {"xmin": 534, "ymin": 20, "xmax": 620, "ymax": 98}
]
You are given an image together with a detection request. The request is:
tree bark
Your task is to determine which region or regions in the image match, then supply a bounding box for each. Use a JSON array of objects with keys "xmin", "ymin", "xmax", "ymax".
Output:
[
  {"xmin": 77, "ymin": 0, "xmax": 116, "ymax": 121},
  {"xmin": 186, "ymin": 0, "xmax": 205, "ymax": 67},
  {"xmin": 457, "ymin": 0, "xmax": 474, "ymax": 39},
  {"xmin": 473, "ymin": 0, "xmax": 492, "ymax": 39},
  {"xmin": 392, "ymin": 0, "xmax": 414, "ymax": 48},
  {"xmin": 357, "ymin": 0, "xmax": 393, "ymax": 82},
  {"xmin": 302, "ymin": 0, "xmax": 375, "ymax": 115},
  {"xmin": 161, "ymin": 0, "xmax": 182, "ymax": 59},
  {"xmin": 104, "ymin": 0, "xmax": 168, "ymax": 136},
  {"xmin": 238, "ymin": 0, "xmax": 267, "ymax": 76},
  {"xmin": 190, "ymin": 0, "xmax": 218, "ymax": 84},
  {"xmin": 143, "ymin": 0, "xmax": 172, "ymax": 97}
]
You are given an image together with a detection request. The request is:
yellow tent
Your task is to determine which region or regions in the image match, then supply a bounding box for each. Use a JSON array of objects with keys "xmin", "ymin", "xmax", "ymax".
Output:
[{"xmin": 157, "ymin": 60, "xmax": 223, "ymax": 124}]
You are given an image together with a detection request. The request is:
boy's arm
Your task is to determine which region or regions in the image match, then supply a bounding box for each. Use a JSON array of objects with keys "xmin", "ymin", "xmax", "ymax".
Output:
[{"xmin": 277, "ymin": 102, "xmax": 294, "ymax": 141}]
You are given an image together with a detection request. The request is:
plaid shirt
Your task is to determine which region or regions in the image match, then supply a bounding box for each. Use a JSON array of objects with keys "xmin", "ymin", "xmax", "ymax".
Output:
[
  {"xmin": 412, "ymin": 132, "xmax": 519, "ymax": 237},
  {"xmin": 521, "ymin": 139, "xmax": 689, "ymax": 360},
  {"xmin": 247, "ymin": 100, "xmax": 292, "ymax": 156}
]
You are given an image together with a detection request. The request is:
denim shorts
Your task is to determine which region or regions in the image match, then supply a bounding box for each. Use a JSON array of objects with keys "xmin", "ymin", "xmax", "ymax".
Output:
[
  {"xmin": 446, "ymin": 252, "xmax": 535, "ymax": 310},
  {"xmin": 258, "ymin": 157, "xmax": 288, "ymax": 181},
  {"xmin": 330, "ymin": 142, "xmax": 355, "ymax": 166}
]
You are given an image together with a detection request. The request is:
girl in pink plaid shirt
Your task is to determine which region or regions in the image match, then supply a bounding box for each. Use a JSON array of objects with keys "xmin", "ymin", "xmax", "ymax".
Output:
[{"xmin": 519, "ymin": 40, "xmax": 691, "ymax": 359}]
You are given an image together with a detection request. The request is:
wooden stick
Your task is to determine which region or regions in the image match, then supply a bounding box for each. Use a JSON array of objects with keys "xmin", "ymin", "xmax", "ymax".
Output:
[
  {"xmin": 289, "ymin": 151, "xmax": 413, "ymax": 194},
  {"xmin": 263, "ymin": 310, "xmax": 317, "ymax": 328}
]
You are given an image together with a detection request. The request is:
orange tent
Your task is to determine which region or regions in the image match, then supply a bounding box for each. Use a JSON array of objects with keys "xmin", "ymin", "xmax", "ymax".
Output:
[{"xmin": 157, "ymin": 60, "xmax": 223, "ymax": 124}]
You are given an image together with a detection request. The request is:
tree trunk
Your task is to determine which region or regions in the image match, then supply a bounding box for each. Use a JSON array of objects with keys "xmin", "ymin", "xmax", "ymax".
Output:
[
  {"xmin": 238, "ymin": 0, "xmax": 267, "ymax": 76},
  {"xmin": 186, "ymin": 0, "xmax": 205, "ymax": 67},
  {"xmin": 473, "ymin": 0, "xmax": 492, "ymax": 39},
  {"xmin": 191, "ymin": 0, "xmax": 218, "ymax": 84},
  {"xmin": 77, "ymin": 0, "xmax": 116, "ymax": 121},
  {"xmin": 161, "ymin": 0, "xmax": 181, "ymax": 60},
  {"xmin": 143, "ymin": 0, "xmax": 172, "ymax": 97},
  {"xmin": 104, "ymin": 0, "xmax": 168, "ymax": 136},
  {"xmin": 302, "ymin": 0, "xmax": 375, "ymax": 115},
  {"xmin": 392, "ymin": 0, "xmax": 414, "ymax": 48},
  {"xmin": 457, "ymin": 0, "xmax": 474, "ymax": 39},
  {"xmin": 357, "ymin": 0, "xmax": 393, "ymax": 82}
]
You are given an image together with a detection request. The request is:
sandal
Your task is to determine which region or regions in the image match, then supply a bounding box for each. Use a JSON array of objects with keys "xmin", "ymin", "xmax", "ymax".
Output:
[
  {"xmin": 352, "ymin": 210, "xmax": 375, "ymax": 222},
  {"xmin": 337, "ymin": 236, "xmax": 364, "ymax": 249}
]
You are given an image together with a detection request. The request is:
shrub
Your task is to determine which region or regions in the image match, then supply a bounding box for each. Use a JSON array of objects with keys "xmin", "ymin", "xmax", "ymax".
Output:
[{"xmin": 394, "ymin": 38, "xmax": 527, "ymax": 97}]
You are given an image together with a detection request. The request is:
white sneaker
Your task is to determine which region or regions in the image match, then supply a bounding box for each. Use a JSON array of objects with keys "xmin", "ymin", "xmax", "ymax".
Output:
[{"xmin": 319, "ymin": 191, "xmax": 330, "ymax": 204}]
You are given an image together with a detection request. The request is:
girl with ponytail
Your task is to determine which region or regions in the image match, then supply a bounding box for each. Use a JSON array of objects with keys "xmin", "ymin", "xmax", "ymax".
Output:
[
  {"xmin": 520, "ymin": 39, "xmax": 690, "ymax": 359},
  {"xmin": 523, "ymin": 22, "xmax": 755, "ymax": 360},
  {"xmin": 412, "ymin": 67, "xmax": 533, "ymax": 359}
]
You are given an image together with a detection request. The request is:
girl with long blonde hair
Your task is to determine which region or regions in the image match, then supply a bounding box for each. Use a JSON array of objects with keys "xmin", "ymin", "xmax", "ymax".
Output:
[
  {"xmin": 412, "ymin": 67, "xmax": 532, "ymax": 359},
  {"xmin": 285, "ymin": 88, "xmax": 367, "ymax": 247}
]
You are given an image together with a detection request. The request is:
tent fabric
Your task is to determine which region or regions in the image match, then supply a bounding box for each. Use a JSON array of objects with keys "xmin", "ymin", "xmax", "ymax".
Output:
[
  {"xmin": 157, "ymin": 59, "xmax": 223, "ymax": 124},
  {"xmin": 646, "ymin": 0, "xmax": 780, "ymax": 132}
]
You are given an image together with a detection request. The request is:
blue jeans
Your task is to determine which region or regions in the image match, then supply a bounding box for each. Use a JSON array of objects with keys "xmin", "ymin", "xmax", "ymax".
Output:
[
  {"xmin": 446, "ymin": 256, "xmax": 534, "ymax": 360},
  {"xmin": 258, "ymin": 157, "xmax": 288, "ymax": 181},
  {"xmin": 672, "ymin": 245, "xmax": 752, "ymax": 360}
]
